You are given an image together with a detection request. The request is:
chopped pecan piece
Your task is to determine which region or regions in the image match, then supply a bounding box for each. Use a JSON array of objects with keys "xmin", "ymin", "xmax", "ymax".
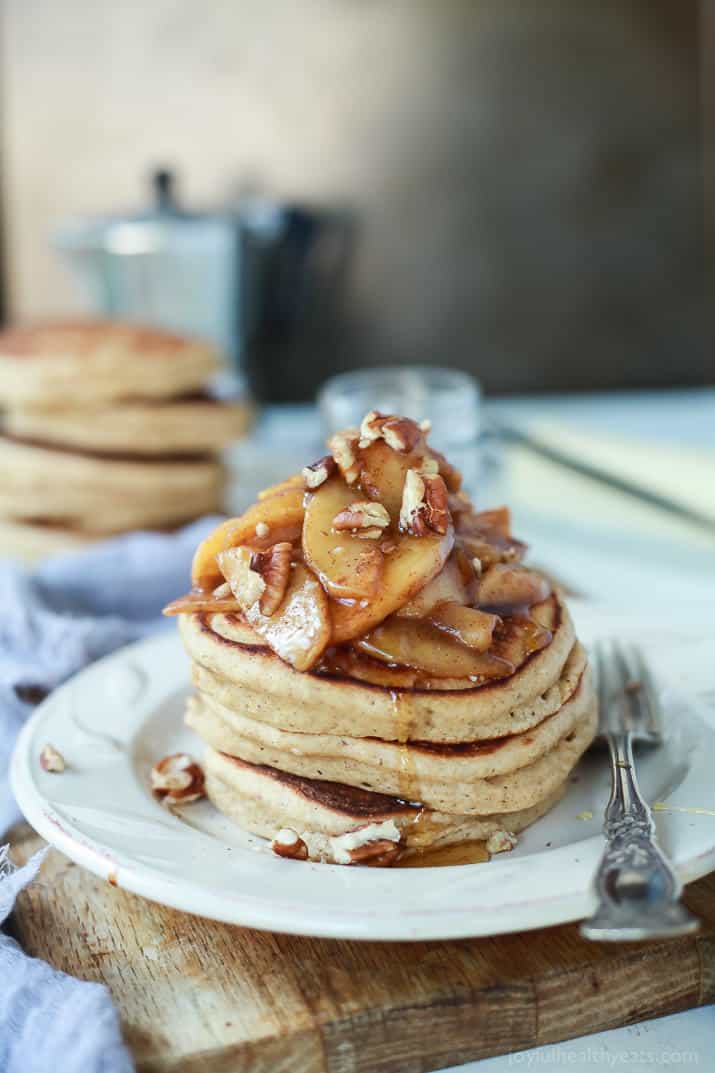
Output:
[
  {"xmin": 249, "ymin": 541, "xmax": 293, "ymax": 615},
  {"xmin": 399, "ymin": 470, "xmax": 450, "ymax": 536},
  {"xmin": 302, "ymin": 455, "xmax": 337, "ymax": 490},
  {"xmin": 358, "ymin": 410, "xmax": 423, "ymax": 453},
  {"xmin": 271, "ymin": 828, "xmax": 309, "ymax": 860},
  {"xmin": 40, "ymin": 744, "xmax": 65, "ymax": 773},
  {"xmin": 347, "ymin": 839, "xmax": 401, "ymax": 865},
  {"xmin": 486, "ymin": 829, "xmax": 517, "ymax": 855},
  {"xmin": 328, "ymin": 430, "xmax": 361, "ymax": 484},
  {"xmin": 332, "ymin": 500, "xmax": 391, "ymax": 540},
  {"xmin": 151, "ymin": 753, "xmax": 205, "ymax": 805}
]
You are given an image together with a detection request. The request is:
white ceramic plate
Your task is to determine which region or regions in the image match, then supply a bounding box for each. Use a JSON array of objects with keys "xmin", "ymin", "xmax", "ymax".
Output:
[{"xmin": 11, "ymin": 603, "xmax": 715, "ymax": 941}]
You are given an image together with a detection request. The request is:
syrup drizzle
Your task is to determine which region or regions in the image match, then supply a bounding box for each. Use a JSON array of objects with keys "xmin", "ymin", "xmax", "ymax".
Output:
[
  {"xmin": 398, "ymin": 840, "xmax": 490, "ymax": 867},
  {"xmin": 391, "ymin": 690, "xmax": 419, "ymax": 802}
]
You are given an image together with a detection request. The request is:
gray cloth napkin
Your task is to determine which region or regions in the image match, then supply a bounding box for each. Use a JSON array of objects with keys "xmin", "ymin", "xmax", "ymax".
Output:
[{"xmin": 0, "ymin": 519, "xmax": 217, "ymax": 1073}]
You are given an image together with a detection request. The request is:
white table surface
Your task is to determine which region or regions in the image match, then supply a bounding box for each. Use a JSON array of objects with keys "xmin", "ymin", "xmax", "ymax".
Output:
[{"xmin": 228, "ymin": 387, "xmax": 715, "ymax": 1070}]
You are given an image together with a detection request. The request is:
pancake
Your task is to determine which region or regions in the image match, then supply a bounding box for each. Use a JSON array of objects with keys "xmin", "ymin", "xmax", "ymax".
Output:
[
  {"xmin": 0, "ymin": 516, "xmax": 200, "ymax": 563},
  {"xmin": 192, "ymin": 636, "xmax": 587, "ymax": 745},
  {"xmin": 203, "ymin": 748, "xmax": 569, "ymax": 864},
  {"xmin": 188, "ymin": 652, "xmax": 593, "ymax": 798},
  {"xmin": 179, "ymin": 591, "xmax": 577, "ymax": 743},
  {"xmin": 0, "ymin": 518, "xmax": 100, "ymax": 561},
  {"xmin": 192, "ymin": 671, "xmax": 596, "ymax": 815},
  {"xmin": 0, "ymin": 436, "xmax": 224, "ymax": 531},
  {"xmin": 4, "ymin": 397, "xmax": 252, "ymax": 456},
  {"xmin": 0, "ymin": 320, "xmax": 217, "ymax": 407}
]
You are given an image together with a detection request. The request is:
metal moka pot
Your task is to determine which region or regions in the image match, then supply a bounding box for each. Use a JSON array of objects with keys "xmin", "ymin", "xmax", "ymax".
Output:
[
  {"xmin": 54, "ymin": 170, "xmax": 250, "ymax": 382},
  {"xmin": 55, "ymin": 171, "xmax": 353, "ymax": 400}
]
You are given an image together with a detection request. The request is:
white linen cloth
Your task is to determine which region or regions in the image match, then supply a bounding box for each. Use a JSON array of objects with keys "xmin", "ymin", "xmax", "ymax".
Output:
[{"xmin": 0, "ymin": 519, "xmax": 216, "ymax": 1073}]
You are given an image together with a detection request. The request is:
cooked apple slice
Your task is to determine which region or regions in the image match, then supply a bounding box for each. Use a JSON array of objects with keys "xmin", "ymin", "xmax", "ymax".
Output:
[
  {"xmin": 478, "ymin": 565, "xmax": 551, "ymax": 610},
  {"xmin": 303, "ymin": 477, "xmax": 384, "ymax": 599},
  {"xmin": 471, "ymin": 506, "xmax": 512, "ymax": 537},
  {"xmin": 191, "ymin": 517, "xmax": 243, "ymax": 590},
  {"xmin": 357, "ymin": 438, "xmax": 428, "ymax": 517},
  {"xmin": 395, "ymin": 554, "xmax": 468, "ymax": 618},
  {"xmin": 427, "ymin": 602, "xmax": 499, "ymax": 653},
  {"xmin": 490, "ymin": 605, "xmax": 553, "ymax": 665},
  {"xmin": 191, "ymin": 487, "xmax": 305, "ymax": 590},
  {"xmin": 455, "ymin": 505, "xmax": 527, "ymax": 568},
  {"xmin": 163, "ymin": 590, "xmax": 241, "ymax": 616},
  {"xmin": 218, "ymin": 548, "xmax": 330, "ymax": 671},
  {"xmin": 428, "ymin": 447, "xmax": 462, "ymax": 492},
  {"xmin": 329, "ymin": 522, "xmax": 454, "ymax": 643},
  {"xmin": 319, "ymin": 645, "xmax": 422, "ymax": 689},
  {"xmin": 356, "ymin": 617, "xmax": 513, "ymax": 679}
]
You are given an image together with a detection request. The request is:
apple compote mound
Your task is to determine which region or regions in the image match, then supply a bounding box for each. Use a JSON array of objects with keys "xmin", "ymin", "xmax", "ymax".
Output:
[{"xmin": 165, "ymin": 411, "xmax": 597, "ymax": 866}]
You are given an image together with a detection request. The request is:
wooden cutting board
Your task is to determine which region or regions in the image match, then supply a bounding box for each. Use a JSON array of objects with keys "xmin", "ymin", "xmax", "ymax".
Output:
[{"xmin": 8, "ymin": 822, "xmax": 715, "ymax": 1073}]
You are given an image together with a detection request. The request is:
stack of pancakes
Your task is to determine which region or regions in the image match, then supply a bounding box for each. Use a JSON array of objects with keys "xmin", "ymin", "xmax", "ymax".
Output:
[
  {"xmin": 0, "ymin": 321, "xmax": 250, "ymax": 560},
  {"xmin": 167, "ymin": 411, "xmax": 597, "ymax": 866}
]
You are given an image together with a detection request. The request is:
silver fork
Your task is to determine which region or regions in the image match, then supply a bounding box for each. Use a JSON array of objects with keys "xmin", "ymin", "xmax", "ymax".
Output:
[{"xmin": 580, "ymin": 640, "xmax": 700, "ymax": 941}]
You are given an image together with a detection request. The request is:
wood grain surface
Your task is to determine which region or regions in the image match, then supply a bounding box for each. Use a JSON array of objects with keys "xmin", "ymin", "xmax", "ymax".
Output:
[{"xmin": 8, "ymin": 822, "xmax": 715, "ymax": 1073}]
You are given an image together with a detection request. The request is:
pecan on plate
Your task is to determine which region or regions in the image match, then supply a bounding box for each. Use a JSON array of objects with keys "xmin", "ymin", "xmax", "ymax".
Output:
[
  {"xmin": 271, "ymin": 828, "xmax": 309, "ymax": 860},
  {"xmin": 151, "ymin": 753, "xmax": 205, "ymax": 806},
  {"xmin": 40, "ymin": 744, "xmax": 65, "ymax": 773}
]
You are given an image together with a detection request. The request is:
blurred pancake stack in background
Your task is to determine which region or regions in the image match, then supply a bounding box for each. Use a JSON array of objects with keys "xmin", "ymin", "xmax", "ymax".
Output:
[{"xmin": 0, "ymin": 321, "xmax": 251, "ymax": 561}]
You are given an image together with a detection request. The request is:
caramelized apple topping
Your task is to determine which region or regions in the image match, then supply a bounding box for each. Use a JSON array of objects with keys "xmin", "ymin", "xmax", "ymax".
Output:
[
  {"xmin": 428, "ymin": 602, "xmax": 500, "ymax": 653},
  {"xmin": 357, "ymin": 616, "xmax": 514, "ymax": 679},
  {"xmin": 399, "ymin": 470, "xmax": 450, "ymax": 536},
  {"xmin": 332, "ymin": 500, "xmax": 391, "ymax": 540},
  {"xmin": 429, "ymin": 447, "xmax": 462, "ymax": 492},
  {"xmin": 190, "ymin": 487, "xmax": 304, "ymax": 591},
  {"xmin": 396, "ymin": 554, "xmax": 468, "ymax": 618},
  {"xmin": 304, "ymin": 478, "xmax": 385, "ymax": 598},
  {"xmin": 169, "ymin": 409, "xmax": 556, "ymax": 680},
  {"xmin": 328, "ymin": 429, "xmax": 361, "ymax": 484},
  {"xmin": 302, "ymin": 455, "xmax": 337, "ymax": 490},
  {"xmin": 477, "ymin": 564, "xmax": 551, "ymax": 610},
  {"xmin": 219, "ymin": 546, "xmax": 266, "ymax": 609},
  {"xmin": 248, "ymin": 541, "xmax": 293, "ymax": 616},
  {"xmin": 455, "ymin": 504, "xmax": 527, "ymax": 568},
  {"xmin": 448, "ymin": 490, "xmax": 472, "ymax": 517},
  {"xmin": 358, "ymin": 410, "xmax": 423, "ymax": 453},
  {"xmin": 163, "ymin": 590, "xmax": 241, "ymax": 616}
]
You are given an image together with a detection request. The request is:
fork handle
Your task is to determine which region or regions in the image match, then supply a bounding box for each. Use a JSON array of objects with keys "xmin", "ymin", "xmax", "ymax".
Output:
[{"xmin": 580, "ymin": 731, "xmax": 699, "ymax": 941}]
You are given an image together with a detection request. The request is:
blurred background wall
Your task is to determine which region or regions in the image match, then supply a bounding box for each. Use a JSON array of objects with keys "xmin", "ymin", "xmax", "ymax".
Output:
[{"xmin": 0, "ymin": 0, "xmax": 709, "ymax": 396}]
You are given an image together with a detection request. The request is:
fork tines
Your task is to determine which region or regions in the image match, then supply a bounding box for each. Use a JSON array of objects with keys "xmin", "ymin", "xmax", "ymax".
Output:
[{"xmin": 593, "ymin": 640, "xmax": 662, "ymax": 743}]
